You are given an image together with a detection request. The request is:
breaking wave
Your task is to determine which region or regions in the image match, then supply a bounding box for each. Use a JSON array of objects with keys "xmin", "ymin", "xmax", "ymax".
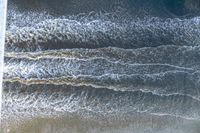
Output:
[
  {"xmin": 3, "ymin": 0, "xmax": 200, "ymax": 127},
  {"xmin": 3, "ymin": 82, "xmax": 200, "ymax": 121},
  {"xmin": 5, "ymin": 17, "xmax": 200, "ymax": 52}
]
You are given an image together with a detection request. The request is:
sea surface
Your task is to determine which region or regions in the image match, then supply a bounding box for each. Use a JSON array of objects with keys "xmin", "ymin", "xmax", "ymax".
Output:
[{"xmin": 2, "ymin": 0, "xmax": 200, "ymax": 132}]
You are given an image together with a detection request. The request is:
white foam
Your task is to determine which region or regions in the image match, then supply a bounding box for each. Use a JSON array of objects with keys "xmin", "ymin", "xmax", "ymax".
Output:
[{"xmin": 0, "ymin": 0, "xmax": 7, "ymax": 123}]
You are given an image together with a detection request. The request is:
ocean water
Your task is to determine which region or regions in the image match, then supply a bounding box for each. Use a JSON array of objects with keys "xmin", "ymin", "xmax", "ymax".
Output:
[{"xmin": 2, "ymin": 0, "xmax": 200, "ymax": 132}]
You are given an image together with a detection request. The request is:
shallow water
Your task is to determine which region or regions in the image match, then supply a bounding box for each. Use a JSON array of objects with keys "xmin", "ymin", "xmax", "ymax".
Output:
[
  {"xmin": 2, "ymin": 0, "xmax": 200, "ymax": 132},
  {"xmin": 3, "ymin": 115, "xmax": 200, "ymax": 133}
]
